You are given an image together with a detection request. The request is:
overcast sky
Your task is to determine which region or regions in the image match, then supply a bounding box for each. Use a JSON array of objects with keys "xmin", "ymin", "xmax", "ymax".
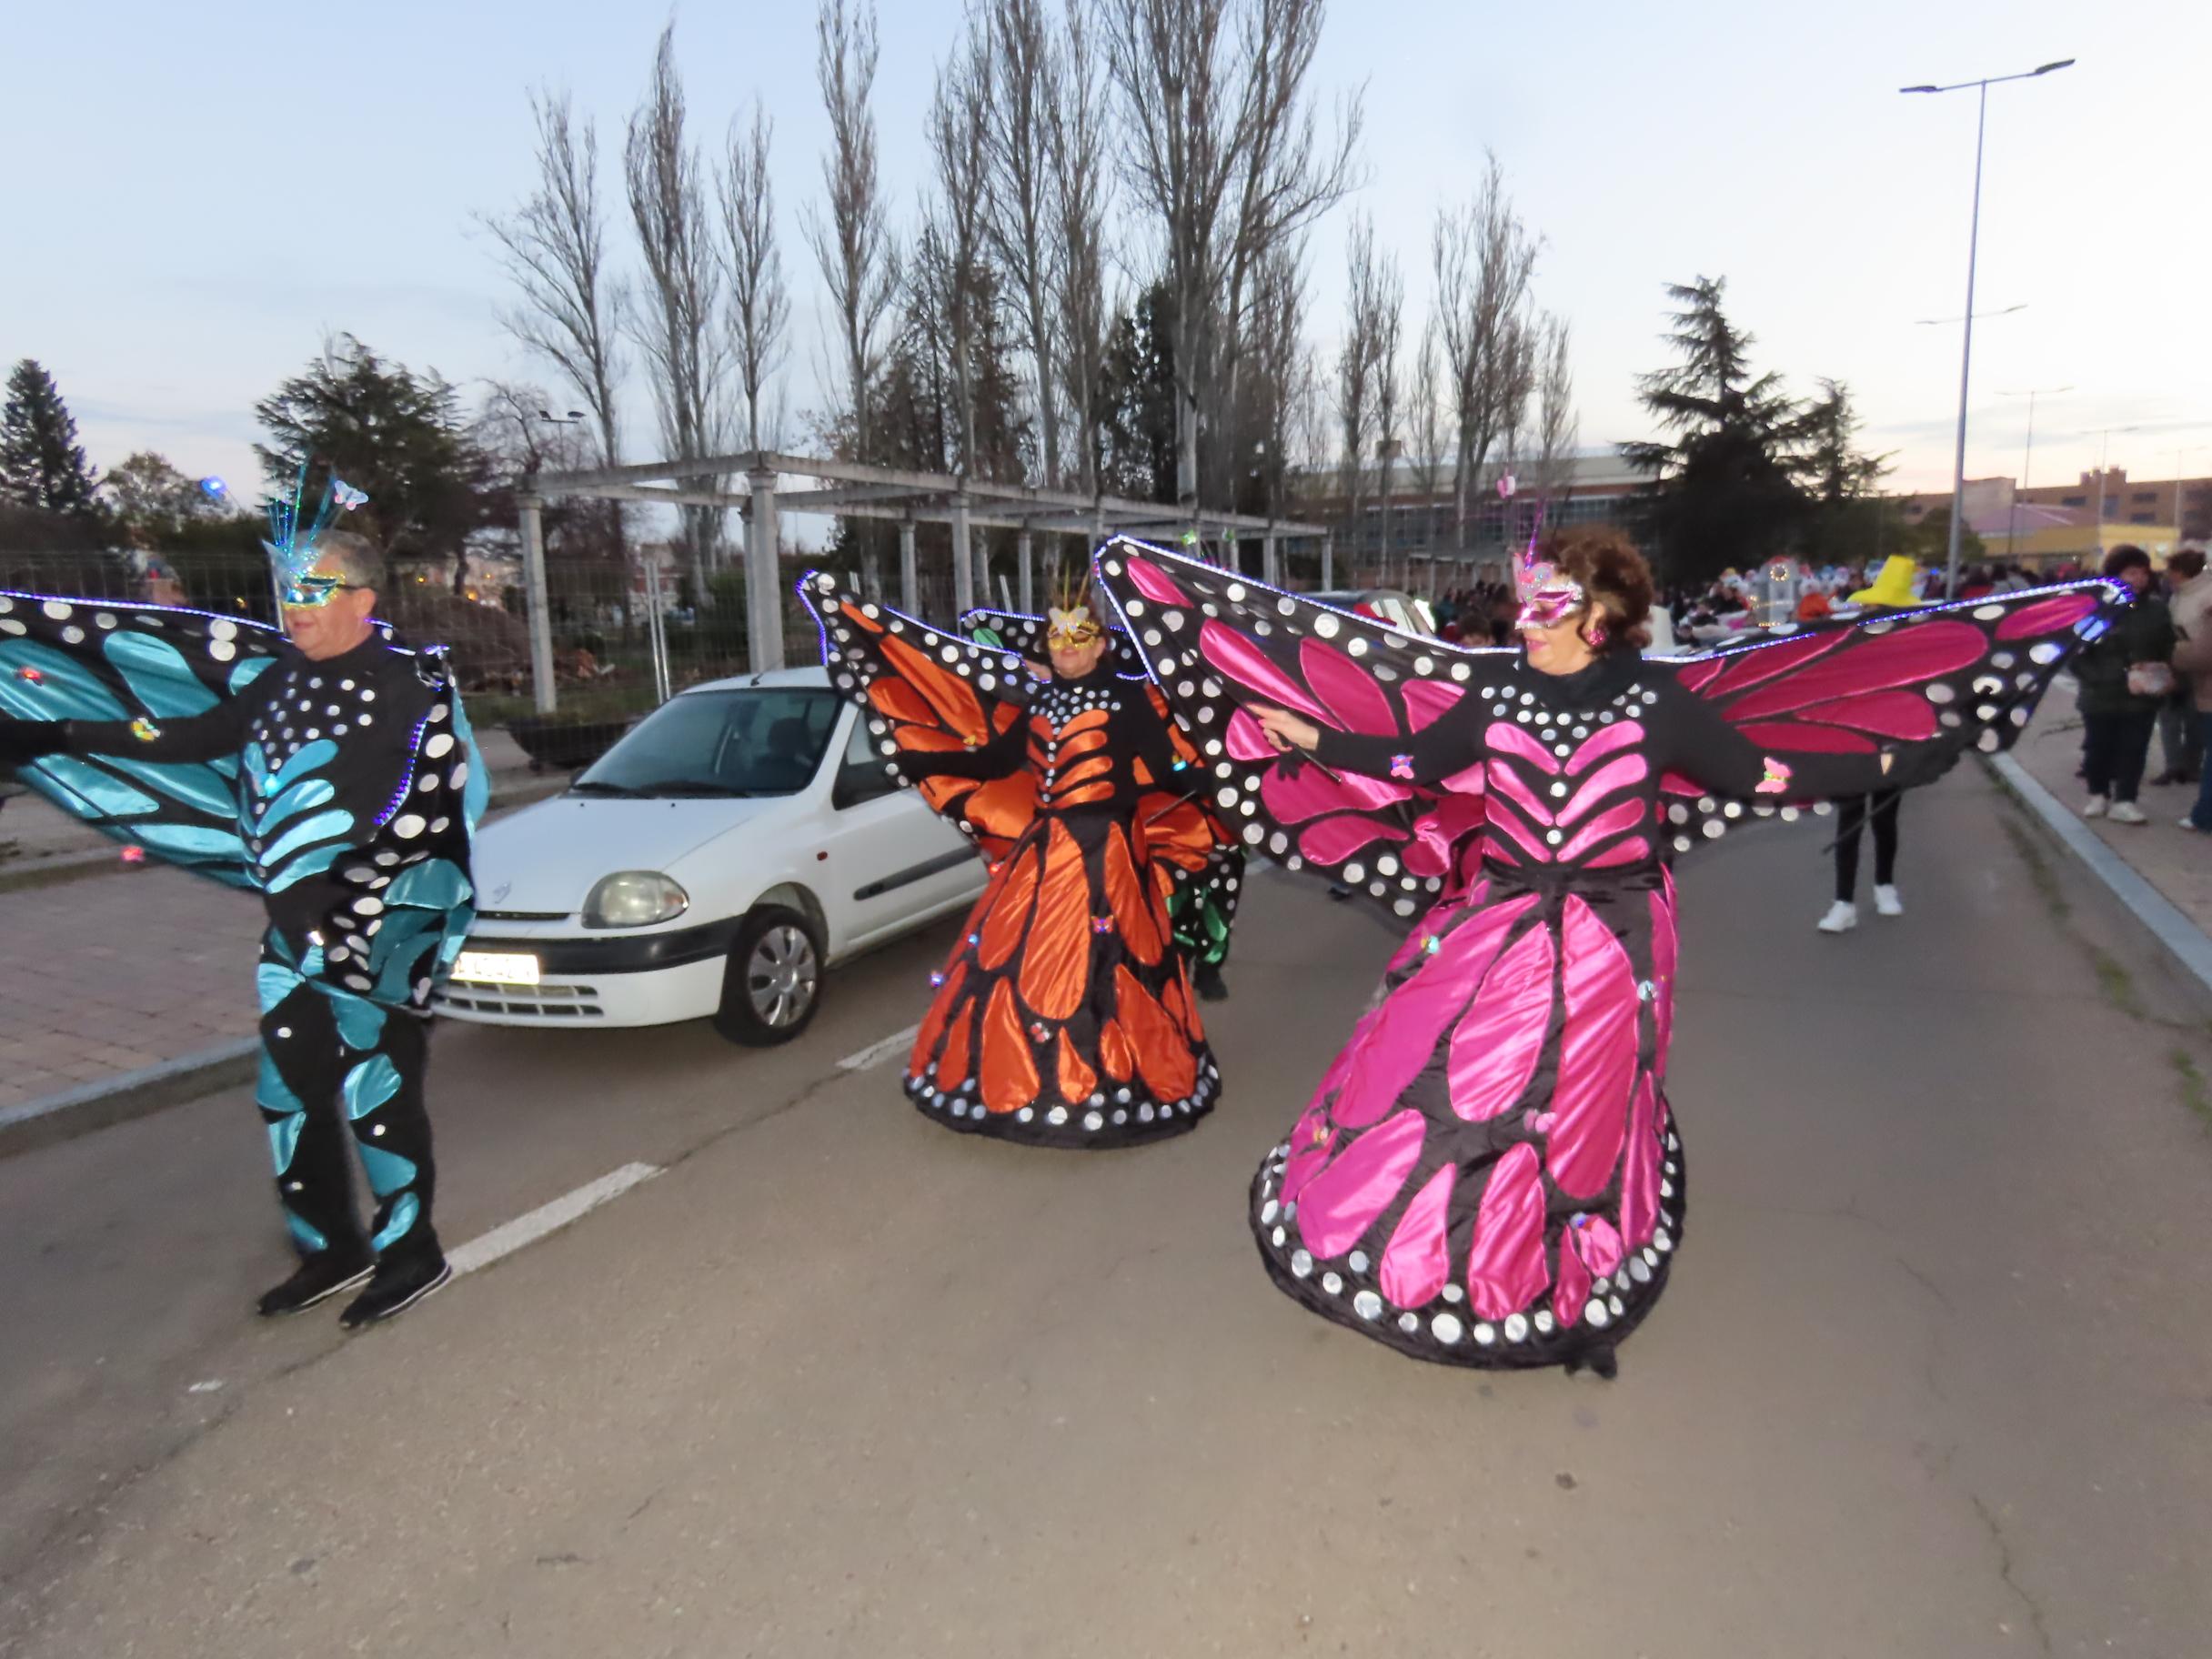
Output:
[{"xmin": 6, "ymin": 0, "xmax": 2206, "ymax": 511}]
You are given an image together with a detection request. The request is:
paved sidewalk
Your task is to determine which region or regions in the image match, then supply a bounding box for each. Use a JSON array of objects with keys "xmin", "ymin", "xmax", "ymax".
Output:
[
  {"xmin": 0, "ymin": 722, "xmax": 565, "ymax": 1119},
  {"xmin": 2007, "ymin": 679, "xmax": 2212, "ymax": 936},
  {"xmin": 0, "ymin": 868, "xmax": 261, "ymax": 1112}
]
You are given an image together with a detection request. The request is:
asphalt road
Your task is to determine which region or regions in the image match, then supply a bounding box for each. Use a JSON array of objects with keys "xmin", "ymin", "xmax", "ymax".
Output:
[{"xmin": 4, "ymin": 766, "xmax": 2210, "ymax": 1658}]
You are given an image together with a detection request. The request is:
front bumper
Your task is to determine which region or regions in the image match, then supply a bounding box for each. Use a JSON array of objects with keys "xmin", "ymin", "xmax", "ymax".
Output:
[{"xmin": 434, "ymin": 918, "xmax": 740, "ymax": 1029}]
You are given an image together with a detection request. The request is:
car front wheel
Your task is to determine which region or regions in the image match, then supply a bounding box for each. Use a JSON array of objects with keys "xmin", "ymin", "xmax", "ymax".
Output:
[{"xmin": 713, "ymin": 905, "xmax": 824, "ymax": 1046}]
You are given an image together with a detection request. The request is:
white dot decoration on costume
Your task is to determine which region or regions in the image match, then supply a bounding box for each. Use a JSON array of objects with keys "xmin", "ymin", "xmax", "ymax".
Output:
[
  {"xmin": 1290, "ymin": 1250, "xmax": 1313, "ymax": 1279},
  {"xmin": 1352, "ymin": 1290, "xmax": 1382, "ymax": 1321},
  {"xmin": 1431, "ymin": 1312, "xmax": 1464, "ymax": 1344},
  {"xmin": 392, "ymin": 813, "xmax": 427, "ymax": 840}
]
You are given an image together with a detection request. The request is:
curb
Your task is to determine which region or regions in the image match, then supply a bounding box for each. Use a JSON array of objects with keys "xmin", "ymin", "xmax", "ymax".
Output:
[
  {"xmin": 0, "ymin": 1037, "xmax": 259, "ymax": 1161},
  {"xmin": 1986, "ymin": 752, "xmax": 2212, "ymax": 1000}
]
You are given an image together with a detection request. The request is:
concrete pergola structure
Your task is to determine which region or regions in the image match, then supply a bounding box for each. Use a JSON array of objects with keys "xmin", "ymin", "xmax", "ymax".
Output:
[{"xmin": 514, "ymin": 449, "xmax": 1330, "ymax": 713}]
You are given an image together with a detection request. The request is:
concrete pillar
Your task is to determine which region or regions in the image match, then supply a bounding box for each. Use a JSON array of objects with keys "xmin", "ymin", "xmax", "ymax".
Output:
[
  {"xmin": 1322, "ymin": 533, "xmax": 1335, "ymax": 591},
  {"xmin": 899, "ymin": 518, "xmax": 919, "ymax": 615},
  {"xmin": 518, "ymin": 493, "xmax": 557, "ymax": 715},
  {"xmin": 1017, "ymin": 532, "xmax": 1034, "ymax": 613},
  {"xmin": 951, "ymin": 496, "xmax": 976, "ymax": 617},
  {"xmin": 1262, "ymin": 530, "xmax": 1278, "ymax": 588},
  {"xmin": 746, "ymin": 468, "xmax": 784, "ymax": 672}
]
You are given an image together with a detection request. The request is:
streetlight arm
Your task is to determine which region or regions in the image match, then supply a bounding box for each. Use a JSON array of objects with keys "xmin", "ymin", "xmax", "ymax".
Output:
[{"xmin": 1899, "ymin": 59, "xmax": 2076, "ymax": 96}]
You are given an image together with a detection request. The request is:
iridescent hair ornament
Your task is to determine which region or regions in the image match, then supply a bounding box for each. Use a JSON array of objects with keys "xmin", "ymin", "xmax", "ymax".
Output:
[
  {"xmin": 218, "ymin": 462, "xmax": 372, "ymax": 608},
  {"xmin": 1513, "ymin": 521, "xmax": 1587, "ymax": 632}
]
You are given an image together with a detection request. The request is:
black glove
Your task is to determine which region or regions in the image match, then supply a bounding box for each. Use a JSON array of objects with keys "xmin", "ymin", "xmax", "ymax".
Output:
[{"xmin": 0, "ymin": 719, "xmax": 71, "ymax": 770}]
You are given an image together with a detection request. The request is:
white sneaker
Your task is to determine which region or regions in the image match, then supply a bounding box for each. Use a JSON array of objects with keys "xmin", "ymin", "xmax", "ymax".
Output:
[
  {"xmin": 1874, "ymin": 884, "xmax": 1904, "ymax": 917},
  {"xmin": 1817, "ymin": 900, "xmax": 1858, "ymax": 934},
  {"xmin": 2108, "ymin": 800, "xmax": 2147, "ymax": 825},
  {"xmin": 2083, "ymin": 796, "xmax": 2109, "ymax": 819}
]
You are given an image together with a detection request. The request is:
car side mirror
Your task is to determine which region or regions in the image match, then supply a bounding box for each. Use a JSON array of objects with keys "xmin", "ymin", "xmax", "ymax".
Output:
[{"xmin": 832, "ymin": 757, "xmax": 900, "ymax": 810}]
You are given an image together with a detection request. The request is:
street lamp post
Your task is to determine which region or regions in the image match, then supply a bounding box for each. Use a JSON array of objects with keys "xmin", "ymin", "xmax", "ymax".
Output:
[
  {"xmin": 1902, "ymin": 57, "xmax": 2075, "ymax": 598},
  {"xmin": 2173, "ymin": 446, "xmax": 2207, "ymax": 547},
  {"xmin": 1996, "ymin": 384, "xmax": 2073, "ymax": 562}
]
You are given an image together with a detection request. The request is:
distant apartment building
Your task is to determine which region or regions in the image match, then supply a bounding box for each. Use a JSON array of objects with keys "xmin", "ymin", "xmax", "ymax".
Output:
[{"xmin": 1895, "ymin": 468, "xmax": 2210, "ymax": 566}]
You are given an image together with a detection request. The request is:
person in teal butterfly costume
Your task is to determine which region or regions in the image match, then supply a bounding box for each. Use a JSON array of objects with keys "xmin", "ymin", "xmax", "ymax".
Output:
[{"xmin": 0, "ymin": 482, "xmax": 485, "ymax": 1330}]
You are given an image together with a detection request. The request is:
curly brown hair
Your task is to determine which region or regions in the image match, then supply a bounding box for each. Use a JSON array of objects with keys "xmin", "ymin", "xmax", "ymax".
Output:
[{"xmin": 1538, "ymin": 525, "xmax": 1654, "ymax": 649}]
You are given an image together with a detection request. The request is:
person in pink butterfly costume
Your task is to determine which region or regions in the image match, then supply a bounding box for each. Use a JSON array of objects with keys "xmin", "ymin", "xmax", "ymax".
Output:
[{"xmin": 1098, "ymin": 525, "xmax": 2127, "ymax": 1376}]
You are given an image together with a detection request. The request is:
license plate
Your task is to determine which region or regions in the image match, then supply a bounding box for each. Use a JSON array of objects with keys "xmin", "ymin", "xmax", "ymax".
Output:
[{"xmin": 452, "ymin": 950, "xmax": 541, "ymax": 987}]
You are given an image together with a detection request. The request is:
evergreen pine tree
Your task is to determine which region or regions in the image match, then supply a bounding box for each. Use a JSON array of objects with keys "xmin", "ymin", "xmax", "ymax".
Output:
[
  {"xmin": 0, "ymin": 359, "xmax": 102, "ymax": 517},
  {"xmin": 1795, "ymin": 378, "xmax": 1896, "ymax": 569},
  {"xmin": 1618, "ymin": 277, "xmax": 1808, "ymax": 583}
]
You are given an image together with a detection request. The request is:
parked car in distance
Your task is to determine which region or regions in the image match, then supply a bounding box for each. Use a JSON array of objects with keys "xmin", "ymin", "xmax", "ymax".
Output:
[
  {"xmin": 438, "ymin": 667, "xmax": 984, "ymax": 1045},
  {"xmin": 1308, "ymin": 588, "xmax": 1438, "ymax": 637}
]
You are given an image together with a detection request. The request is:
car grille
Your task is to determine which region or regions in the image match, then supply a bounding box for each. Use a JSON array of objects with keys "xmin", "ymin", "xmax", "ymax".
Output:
[{"xmin": 436, "ymin": 982, "xmax": 606, "ymax": 1020}]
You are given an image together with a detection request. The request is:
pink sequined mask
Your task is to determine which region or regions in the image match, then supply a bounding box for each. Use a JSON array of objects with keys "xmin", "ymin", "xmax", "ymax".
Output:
[{"xmin": 1514, "ymin": 531, "xmax": 1584, "ymax": 630}]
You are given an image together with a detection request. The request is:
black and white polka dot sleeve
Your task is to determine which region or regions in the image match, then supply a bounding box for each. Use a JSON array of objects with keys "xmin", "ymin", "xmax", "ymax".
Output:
[{"xmin": 64, "ymin": 694, "xmax": 256, "ymax": 764}]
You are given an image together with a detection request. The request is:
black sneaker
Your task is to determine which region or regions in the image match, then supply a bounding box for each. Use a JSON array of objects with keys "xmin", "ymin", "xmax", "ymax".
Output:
[
  {"xmin": 1192, "ymin": 960, "xmax": 1230, "ymax": 1002},
  {"xmin": 256, "ymin": 1250, "xmax": 373, "ymax": 1319},
  {"xmin": 338, "ymin": 1255, "xmax": 452, "ymax": 1330}
]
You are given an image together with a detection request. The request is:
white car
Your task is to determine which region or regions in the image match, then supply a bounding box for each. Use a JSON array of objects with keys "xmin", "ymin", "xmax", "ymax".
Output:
[{"xmin": 437, "ymin": 667, "xmax": 984, "ymax": 1044}]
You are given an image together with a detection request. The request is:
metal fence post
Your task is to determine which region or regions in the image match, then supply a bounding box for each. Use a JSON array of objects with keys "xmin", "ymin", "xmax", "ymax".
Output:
[
  {"xmin": 899, "ymin": 517, "xmax": 919, "ymax": 615},
  {"xmin": 519, "ymin": 492, "xmax": 556, "ymax": 715},
  {"xmin": 1322, "ymin": 533, "xmax": 1335, "ymax": 591},
  {"xmin": 1017, "ymin": 531, "xmax": 1034, "ymax": 613},
  {"xmin": 1263, "ymin": 530, "xmax": 1277, "ymax": 588},
  {"xmin": 746, "ymin": 468, "xmax": 784, "ymax": 672}
]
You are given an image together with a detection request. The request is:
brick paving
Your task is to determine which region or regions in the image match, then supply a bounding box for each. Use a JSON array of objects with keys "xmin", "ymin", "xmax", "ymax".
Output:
[
  {"xmin": 2009, "ymin": 678, "xmax": 2212, "ymax": 937},
  {"xmin": 0, "ymin": 866, "xmax": 262, "ymax": 1111},
  {"xmin": 0, "ymin": 722, "xmax": 566, "ymax": 1112}
]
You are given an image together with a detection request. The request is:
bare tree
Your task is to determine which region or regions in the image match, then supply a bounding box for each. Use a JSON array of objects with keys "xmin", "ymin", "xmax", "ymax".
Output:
[
  {"xmin": 1047, "ymin": 0, "xmax": 1113, "ymax": 498},
  {"xmin": 804, "ymin": 0, "xmax": 900, "ymax": 454},
  {"xmin": 477, "ymin": 87, "xmax": 628, "ymax": 561},
  {"xmin": 1244, "ymin": 235, "xmax": 1308, "ymax": 532},
  {"xmin": 624, "ymin": 24, "xmax": 726, "ymax": 595},
  {"xmin": 718, "ymin": 99, "xmax": 790, "ymax": 454},
  {"xmin": 480, "ymin": 89, "xmax": 628, "ymax": 474},
  {"xmin": 1368, "ymin": 227, "xmax": 1404, "ymax": 574},
  {"xmin": 1335, "ymin": 216, "xmax": 1382, "ymax": 572},
  {"xmin": 1409, "ymin": 314, "xmax": 1447, "ymax": 521},
  {"xmin": 1103, "ymin": 0, "xmax": 1362, "ymax": 514},
  {"xmin": 1432, "ymin": 151, "xmax": 1538, "ymax": 554},
  {"xmin": 926, "ymin": 22, "xmax": 996, "ymax": 478},
  {"xmin": 804, "ymin": 0, "xmax": 900, "ymax": 592},
  {"xmin": 1532, "ymin": 311, "xmax": 1577, "ymax": 515},
  {"xmin": 981, "ymin": 0, "xmax": 1061, "ymax": 487},
  {"xmin": 1493, "ymin": 310, "xmax": 1539, "ymax": 554}
]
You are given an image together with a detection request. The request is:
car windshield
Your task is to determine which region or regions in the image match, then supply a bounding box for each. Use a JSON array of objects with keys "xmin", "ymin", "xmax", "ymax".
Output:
[
  {"xmin": 573, "ymin": 688, "xmax": 840, "ymax": 799},
  {"xmin": 1311, "ymin": 591, "xmax": 1435, "ymax": 637}
]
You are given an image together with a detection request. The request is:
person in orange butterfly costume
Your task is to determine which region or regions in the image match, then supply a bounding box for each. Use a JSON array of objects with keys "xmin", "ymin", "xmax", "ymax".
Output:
[{"xmin": 801, "ymin": 571, "xmax": 1221, "ymax": 1147}]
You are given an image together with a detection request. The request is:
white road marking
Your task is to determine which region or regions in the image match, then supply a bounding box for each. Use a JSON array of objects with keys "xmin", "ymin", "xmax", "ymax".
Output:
[
  {"xmin": 838, "ymin": 1024, "xmax": 919, "ymax": 1072},
  {"xmin": 448, "ymin": 1162, "xmax": 662, "ymax": 1277}
]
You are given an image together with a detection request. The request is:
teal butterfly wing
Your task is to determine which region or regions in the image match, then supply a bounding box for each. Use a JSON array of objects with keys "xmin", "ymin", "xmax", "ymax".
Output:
[{"xmin": 0, "ymin": 592, "xmax": 279, "ymax": 887}]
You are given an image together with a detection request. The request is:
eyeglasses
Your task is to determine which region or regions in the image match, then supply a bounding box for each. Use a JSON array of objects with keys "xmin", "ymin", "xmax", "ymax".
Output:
[{"xmin": 279, "ymin": 576, "xmax": 367, "ymax": 608}]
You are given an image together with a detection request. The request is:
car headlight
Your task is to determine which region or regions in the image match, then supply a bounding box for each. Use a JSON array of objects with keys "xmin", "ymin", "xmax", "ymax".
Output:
[{"xmin": 582, "ymin": 871, "xmax": 690, "ymax": 929}]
